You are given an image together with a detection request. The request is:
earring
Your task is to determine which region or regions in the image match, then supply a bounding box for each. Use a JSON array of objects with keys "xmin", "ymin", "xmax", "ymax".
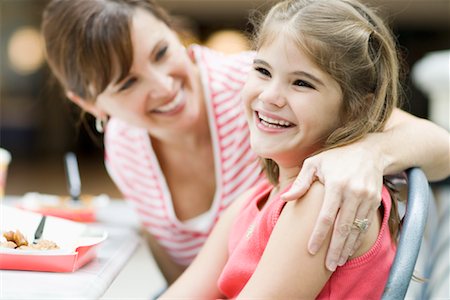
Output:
[{"xmin": 95, "ymin": 117, "xmax": 106, "ymax": 133}]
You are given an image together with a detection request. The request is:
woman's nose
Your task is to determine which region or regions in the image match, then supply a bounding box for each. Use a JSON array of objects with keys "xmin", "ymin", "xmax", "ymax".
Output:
[{"xmin": 147, "ymin": 71, "xmax": 173, "ymax": 99}]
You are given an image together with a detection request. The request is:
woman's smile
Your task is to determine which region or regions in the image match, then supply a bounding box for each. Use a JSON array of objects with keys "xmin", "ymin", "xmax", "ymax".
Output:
[{"xmin": 152, "ymin": 86, "xmax": 186, "ymax": 115}]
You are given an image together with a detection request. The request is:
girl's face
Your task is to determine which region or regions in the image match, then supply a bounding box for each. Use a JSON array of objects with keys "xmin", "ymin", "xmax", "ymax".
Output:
[
  {"xmin": 96, "ymin": 9, "xmax": 202, "ymax": 137},
  {"xmin": 242, "ymin": 34, "xmax": 343, "ymax": 170}
]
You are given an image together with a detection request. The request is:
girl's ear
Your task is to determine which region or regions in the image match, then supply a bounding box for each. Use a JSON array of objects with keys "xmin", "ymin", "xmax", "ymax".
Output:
[{"xmin": 66, "ymin": 91, "xmax": 106, "ymax": 119}]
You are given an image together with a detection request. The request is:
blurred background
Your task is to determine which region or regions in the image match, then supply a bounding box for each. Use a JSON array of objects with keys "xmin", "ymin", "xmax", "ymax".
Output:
[{"xmin": 1, "ymin": 0, "xmax": 449, "ymax": 198}]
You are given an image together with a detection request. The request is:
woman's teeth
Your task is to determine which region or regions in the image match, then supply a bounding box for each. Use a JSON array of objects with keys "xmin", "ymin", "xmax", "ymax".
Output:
[
  {"xmin": 258, "ymin": 112, "xmax": 292, "ymax": 128},
  {"xmin": 154, "ymin": 89, "xmax": 184, "ymax": 113}
]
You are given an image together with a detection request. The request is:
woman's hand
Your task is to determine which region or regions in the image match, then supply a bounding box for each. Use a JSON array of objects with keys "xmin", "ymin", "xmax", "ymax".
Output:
[
  {"xmin": 281, "ymin": 108, "xmax": 450, "ymax": 271},
  {"xmin": 281, "ymin": 141, "xmax": 383, "ymax": 271}
]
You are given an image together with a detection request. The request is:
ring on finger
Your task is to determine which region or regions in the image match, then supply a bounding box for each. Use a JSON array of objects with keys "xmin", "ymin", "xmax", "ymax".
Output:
[{"xmin": 352, "ymin": 218, "xmax": 369, "ymax": 233}]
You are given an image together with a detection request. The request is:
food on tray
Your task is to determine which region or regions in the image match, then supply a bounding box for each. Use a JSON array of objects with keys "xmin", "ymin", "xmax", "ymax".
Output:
[
  {"xmin": 18, "ymin": 239, "xmax": 59, "ymax": 250},
  {"xmin": 0, "ymin": 241, "xmax": 17, "ymax": 249},
  {"xmin": 1, "ymin": 230, "xmax": 59, "ymax": 250}
]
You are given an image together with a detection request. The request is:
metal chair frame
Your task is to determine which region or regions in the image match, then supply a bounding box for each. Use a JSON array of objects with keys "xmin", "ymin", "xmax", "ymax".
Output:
[{"xmin": 382, "ymin": 168, "xmax": 431, "ymax": 300}]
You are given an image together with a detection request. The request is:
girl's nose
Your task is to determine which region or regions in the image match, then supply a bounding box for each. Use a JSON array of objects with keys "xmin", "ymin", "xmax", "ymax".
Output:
[{"xmin": 258, "ymin": 81, "xmax": 285, "ymax": 108}]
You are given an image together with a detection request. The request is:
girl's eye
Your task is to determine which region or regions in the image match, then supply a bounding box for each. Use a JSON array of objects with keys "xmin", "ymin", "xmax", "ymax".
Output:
[
  {"xmin": 293, "ymin": 79, "xmax": 314, "ymax": 89},
  {"xmin": 255, "ymin": 67, "xmax": 271, "ymax": 77},
  {"xmin": 119, "ymin": 77, "xmax": 137, "ymax": 92},
  {"xmin": 155, "ymin": 45, "xmax": 168, "ymax": 61}
]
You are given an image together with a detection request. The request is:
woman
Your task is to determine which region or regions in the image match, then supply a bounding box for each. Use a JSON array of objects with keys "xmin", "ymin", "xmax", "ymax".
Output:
[{"xmin": 41, "ymin": 0, "xmax": 450, "ymax": 284}]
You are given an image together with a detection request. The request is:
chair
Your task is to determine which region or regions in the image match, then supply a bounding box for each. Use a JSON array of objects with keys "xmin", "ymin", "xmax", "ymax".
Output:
[{"xmin": 382, "ymin": 168, "xmax": 431, "ymax": 300}]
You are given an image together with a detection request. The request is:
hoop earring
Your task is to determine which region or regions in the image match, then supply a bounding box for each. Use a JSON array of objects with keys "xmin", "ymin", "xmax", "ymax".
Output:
[{"xmin": 95, "ymin": 117, "xmax": 106, "ymax": 133}]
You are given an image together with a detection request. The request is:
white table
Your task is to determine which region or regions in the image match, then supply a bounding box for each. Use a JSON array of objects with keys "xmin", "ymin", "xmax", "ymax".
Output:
[{"xmin": 0, "ymin": 197, "xmax": 166, "ymax": 299}]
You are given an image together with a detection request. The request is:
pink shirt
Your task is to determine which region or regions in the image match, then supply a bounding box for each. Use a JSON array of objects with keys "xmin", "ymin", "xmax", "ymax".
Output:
[{"xmin": 218, "ymin": 180, "xmax": 396, "ymax": 299}]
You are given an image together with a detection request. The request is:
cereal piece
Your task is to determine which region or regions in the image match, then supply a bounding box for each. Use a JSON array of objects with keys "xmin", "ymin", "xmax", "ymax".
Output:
[
  {"xmin": 0, "ymin": 241, "xmax": 17, "ymax": 249},
  {"xmin": 3, "ymin": 231, "xmax": 15, "ymax": 242},
  {"xmin": 13, "ymin": 230, "xmax": 28, "ymax": 247}
]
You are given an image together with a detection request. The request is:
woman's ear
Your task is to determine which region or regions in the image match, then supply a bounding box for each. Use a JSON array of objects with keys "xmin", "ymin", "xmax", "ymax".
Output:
[{"xmin": 66, "ymin": 91, "xmax": 106, "ymax": 119}]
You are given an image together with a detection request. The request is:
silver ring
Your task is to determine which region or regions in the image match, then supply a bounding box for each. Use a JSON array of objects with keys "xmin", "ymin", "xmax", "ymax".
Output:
[{"xmin": 352, "ymin": 218, "xmax": 369, "ymax": 233}]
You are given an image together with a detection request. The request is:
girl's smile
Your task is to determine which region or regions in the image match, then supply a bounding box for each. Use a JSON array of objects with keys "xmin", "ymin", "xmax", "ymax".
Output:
[{"xmin": 254, "ymin": 110, "xmax": 295, "ymax": 133}]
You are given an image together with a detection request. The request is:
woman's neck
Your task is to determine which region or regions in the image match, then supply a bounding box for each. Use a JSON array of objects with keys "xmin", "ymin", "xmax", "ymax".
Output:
[{"xmin": 153, "ymin": 111, "xmax": 210, "ymax": 153}]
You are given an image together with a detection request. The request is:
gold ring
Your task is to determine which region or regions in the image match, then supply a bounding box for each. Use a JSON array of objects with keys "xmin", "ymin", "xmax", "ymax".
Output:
[{"xmin": 352, "ymin": 218, "xmax": 369, "ymax": 233}]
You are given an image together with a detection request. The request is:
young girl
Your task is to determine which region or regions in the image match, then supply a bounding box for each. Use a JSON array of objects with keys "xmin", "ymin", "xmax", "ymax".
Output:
[
  {"xmin": 162, "ymin": 0, "xmax": 409, "ymax": 298},
  {"xmin": 41, "ymin": 0, "xmax": 449, "ymax": 285}
]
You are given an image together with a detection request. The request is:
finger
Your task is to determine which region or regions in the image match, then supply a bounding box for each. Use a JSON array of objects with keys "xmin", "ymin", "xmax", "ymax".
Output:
[
  {"xmin": 281, "ymin": 161, "xmax": 317, "ymax": 201},
  {"xmin": 308, "ymin": 187, "xmax": 342, "ymax": 256},
  {"xmin": 337, "ymin": 198, "xmax": 376, "ymax": 266},
  {"xmin": 324, "ymin": 195, "xmax": 359, "ymax": 271},
  {"xmin": 338, "ymin": 230, "xmax": 361, "ymax": 266},
  {"xmin": 349, "ymin": 201, "xmax": 380, "ymax": 256},
  {"xmin": 337, "ymin": 210, "xmax": 368, "ymax": 266}
]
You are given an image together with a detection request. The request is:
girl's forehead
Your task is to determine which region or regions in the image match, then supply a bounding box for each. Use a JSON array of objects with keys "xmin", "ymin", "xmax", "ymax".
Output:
[
  {"xmin": 258, "ymin": 23, "xmax": 305, "ymax": 51},
  {"xmin": 258, "ymin": 33, "xmax": 308, "ymax": 63}
]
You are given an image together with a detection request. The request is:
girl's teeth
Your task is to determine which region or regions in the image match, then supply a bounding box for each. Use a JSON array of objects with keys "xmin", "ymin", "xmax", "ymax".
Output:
[{"xmin": 258, "ymin": 112, "xmax": 292, "ymax": 127}]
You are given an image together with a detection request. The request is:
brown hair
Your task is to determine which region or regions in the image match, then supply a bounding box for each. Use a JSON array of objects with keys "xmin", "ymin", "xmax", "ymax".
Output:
[
  {"xmin": 253, "ymin": 0, "xmax": 403, "ymax": 238},
  {"xmin": 42, "ymin": 0, "xmax": 173, "ymax": 102}
]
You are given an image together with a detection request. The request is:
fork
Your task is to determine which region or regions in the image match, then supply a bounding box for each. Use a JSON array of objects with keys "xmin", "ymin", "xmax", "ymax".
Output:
[{"xmin": 33, "ymin": 215, "xmax": 47, "ymax": 244}]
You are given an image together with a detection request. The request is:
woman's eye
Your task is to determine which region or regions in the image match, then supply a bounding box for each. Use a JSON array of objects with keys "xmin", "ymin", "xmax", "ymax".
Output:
[
  {"xmin": 255, "ymin": 67, "xmax": 271, "ymax": 77},
  {"xmin": 119, "ymin": 77, "xmax": 136, "ymax": 92},
  {"xmin": 293, "ymin": 79, "xmax": 314, "ymax": 89},
  {"xmin": 155, "ymin": 45, "xmax": 168, "ymax": 61}
]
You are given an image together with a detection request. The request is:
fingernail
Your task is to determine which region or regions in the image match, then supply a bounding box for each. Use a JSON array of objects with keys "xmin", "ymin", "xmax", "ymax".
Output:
[
  {"xmin": 309, "ymin": 243, "xmax": 319, "ymax": 255},
  {"xmin": 327, "ymin": 261, "xmax": 337, "ymax": 272},
  {"xmin": 281, "ymin": 191, "xmax": 292, "ymax": 198},
  {"xmin": 338, "ymin": 256, "xmax": 347, "ymax": 266}
]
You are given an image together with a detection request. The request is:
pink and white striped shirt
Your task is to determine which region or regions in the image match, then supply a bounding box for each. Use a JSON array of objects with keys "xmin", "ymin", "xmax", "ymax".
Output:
[{"xmin": 104, "ymin": 45, "xmax": 263, "ymax": 266}]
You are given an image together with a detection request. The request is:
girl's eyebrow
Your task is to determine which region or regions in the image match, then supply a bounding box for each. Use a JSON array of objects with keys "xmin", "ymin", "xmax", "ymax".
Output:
[
  {"xmin": 253, "ymin": 58, "xmax": 270, "ymax": 67},
  {"xmin": 292, "ymin": 71, "xmax": 324, "ymax": 86},
  {"xmin": 253, "ymin": 59, "xmax": 324, "ymax": 86}
]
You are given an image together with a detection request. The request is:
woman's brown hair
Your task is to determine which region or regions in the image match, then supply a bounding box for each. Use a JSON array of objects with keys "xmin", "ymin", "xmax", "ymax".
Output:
[{"xmin": 42, "ymin": 0, "xmax": 173, "ymax": 102}]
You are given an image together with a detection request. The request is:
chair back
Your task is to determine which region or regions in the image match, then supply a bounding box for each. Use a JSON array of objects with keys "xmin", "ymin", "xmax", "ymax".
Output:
[{"xmin": 382, "ymin": 168, "xmax": 431, "ymax": 300}]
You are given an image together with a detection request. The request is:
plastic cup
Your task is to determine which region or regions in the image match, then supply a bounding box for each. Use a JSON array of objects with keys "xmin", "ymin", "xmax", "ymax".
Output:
[{"xmin": 0, "ymin": 148, "xmax": 11, "ymax": 198}]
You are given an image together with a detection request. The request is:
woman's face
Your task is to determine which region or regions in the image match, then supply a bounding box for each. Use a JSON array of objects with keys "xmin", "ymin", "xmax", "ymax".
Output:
[
  {"xmin": 96, "ymin": 9, "xmax": 202, "ymax": 136},
  {"xmin": 242, "ymin": 34, "xmax": 343, "ymax": 170}
]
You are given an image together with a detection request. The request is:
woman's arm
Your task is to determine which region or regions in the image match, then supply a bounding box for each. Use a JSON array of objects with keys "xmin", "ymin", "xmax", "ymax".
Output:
[
  {"xmin": 160, "ymin": 189, "xmax": 253, "ymax": 299},
  {"xmin": 376, "ymin": 108, "xmax": 450, "ymax": 180},
  {"xmin": 282, "ymin": 108, "xmax": 450, "ymax": 271}
]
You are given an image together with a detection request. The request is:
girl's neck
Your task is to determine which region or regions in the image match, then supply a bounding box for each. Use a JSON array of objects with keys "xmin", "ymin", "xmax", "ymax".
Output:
[{"xmin": 277, "ymin": 165, "xmax": 302, "ymax": 192}]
